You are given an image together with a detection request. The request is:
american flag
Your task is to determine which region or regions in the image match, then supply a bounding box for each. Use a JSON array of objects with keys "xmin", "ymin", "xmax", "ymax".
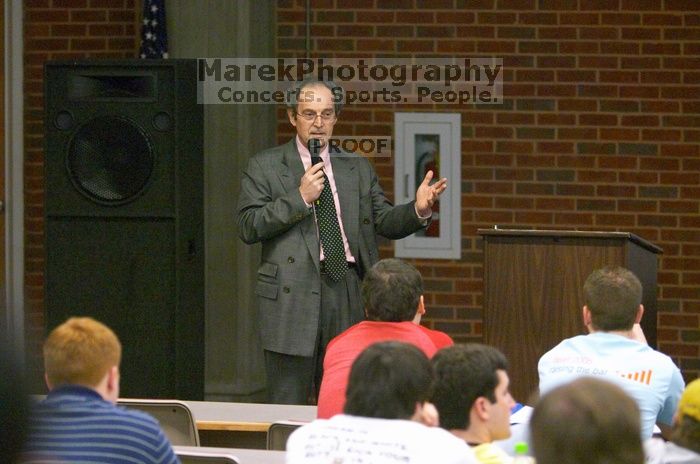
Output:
[{"xmin": 139, "ymin": 0, "xmax": 168, "ymax": 59}]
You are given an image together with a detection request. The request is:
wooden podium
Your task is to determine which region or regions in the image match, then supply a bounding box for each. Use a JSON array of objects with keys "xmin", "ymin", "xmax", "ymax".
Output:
[{"xmin": 478, "ymin": 229, "xmax": 662, "ymax": 403}]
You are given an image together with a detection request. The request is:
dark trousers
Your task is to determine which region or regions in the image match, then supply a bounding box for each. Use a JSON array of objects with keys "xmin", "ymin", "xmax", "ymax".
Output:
[{"xmin": 264, "ymin": 266, "xmax": 363, "ymax": 404}]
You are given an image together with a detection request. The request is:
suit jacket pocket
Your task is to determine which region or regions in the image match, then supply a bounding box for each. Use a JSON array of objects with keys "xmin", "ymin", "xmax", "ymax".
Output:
[
  {"xmin": 255, "ymin": 280, "xmax": 278, "ymax": 300},
  {"xmin": 258, "ymin": 261, "xmax": 278, "ymax": 279}
]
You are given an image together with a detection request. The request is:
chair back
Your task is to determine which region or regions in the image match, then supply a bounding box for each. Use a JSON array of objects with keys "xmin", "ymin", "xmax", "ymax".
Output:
[
  {"xmin": 118, "ymin": 398, "xmax": 200, "ymax": 446},
  {"xmin": 266, "ymin": 420, "xmax": 305, "ymax": 450}
]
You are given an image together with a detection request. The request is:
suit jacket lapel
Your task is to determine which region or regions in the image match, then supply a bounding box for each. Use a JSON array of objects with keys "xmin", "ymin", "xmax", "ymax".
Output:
[
  {"xmin": 332, "ymin": 155, "xmax": 359, "ymax": 260},
  {"xmin": 280, "ymin": 139, "xmax": 321, "ymax": 273}
]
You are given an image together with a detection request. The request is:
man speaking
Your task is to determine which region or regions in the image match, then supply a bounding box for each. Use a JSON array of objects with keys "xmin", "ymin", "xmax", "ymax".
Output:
[{"xmin": 237, "ymin": 78, "xmax": 446, "ymax": 404}]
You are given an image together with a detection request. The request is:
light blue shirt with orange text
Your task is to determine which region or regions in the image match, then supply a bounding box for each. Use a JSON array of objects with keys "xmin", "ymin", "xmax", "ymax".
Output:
[{"xmin": 538, "ymin": 332, "xmax": 684, "ymax": 439}]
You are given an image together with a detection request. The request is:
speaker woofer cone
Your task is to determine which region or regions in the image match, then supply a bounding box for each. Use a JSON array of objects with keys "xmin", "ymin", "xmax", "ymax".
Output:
[{"xmin": 67, "ymin": 116, "xmax": 155, "ymax": 205}]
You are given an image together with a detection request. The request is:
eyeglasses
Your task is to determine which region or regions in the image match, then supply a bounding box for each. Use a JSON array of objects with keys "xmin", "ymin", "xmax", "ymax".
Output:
[{"xmin": 296, "ymin": 110, "xmax": 336, "ymax": 122}]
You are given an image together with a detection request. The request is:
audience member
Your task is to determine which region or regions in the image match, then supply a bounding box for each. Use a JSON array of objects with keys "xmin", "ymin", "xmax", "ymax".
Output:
[
  {"xmin": 645, "ymin": 378, "xmax": 700, "ymax": 463},
  {"xmin": 432, "ymin": 344, "xmax": 515, "ymax": 464},
  {"xmin": 22, "ymin": 317, "xmax": 179, "ymax": 464},
  {"xmin": 531, "ymin": 377, "xmax": 644, "ymax": 464},
  {"xmin": 538, "ymin": 266, "xmax": 684, "ymax": 438},
  {"xmin": 316, "ymin": 258, "xmax": 453, "ymax": 418},
  {"xmin": 287, "ymin": 341, "xmax": 477, "ymax": 464}
]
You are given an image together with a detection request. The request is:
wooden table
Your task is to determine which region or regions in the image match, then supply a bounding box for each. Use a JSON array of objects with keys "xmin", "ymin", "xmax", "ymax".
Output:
[
  {"xmin": 184, "ymin": 401, "xmax": 316, "ymax": 449},
  {"xmin": 174, "ymin": 445, "xmax": 285, "ymax": 464}
]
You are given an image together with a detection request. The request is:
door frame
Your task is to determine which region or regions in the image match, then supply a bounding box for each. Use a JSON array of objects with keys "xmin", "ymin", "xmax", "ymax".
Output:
[{"xmin": 3, "ymin": 0, "xmax": 25, "ymax": 361}]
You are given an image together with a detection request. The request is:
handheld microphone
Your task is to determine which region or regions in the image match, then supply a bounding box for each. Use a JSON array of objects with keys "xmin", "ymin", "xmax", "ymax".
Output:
[{"xmin": 308, "ymin": 138, "xmax": 322, "ymax": 165}]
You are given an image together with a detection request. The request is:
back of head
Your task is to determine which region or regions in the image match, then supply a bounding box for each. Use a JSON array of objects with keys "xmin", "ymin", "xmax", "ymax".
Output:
[
  {"xmin": 583, "ymin": 266, "xmax": 642, "ymax": 331},
  {"xmin": 531, "ymin": 377, "xmax": 643, "ymax": 464},
  {"xmin": 343, "ymin": 341, "xmax": 433, "ymax": 420},
  {"xmin": 431, "ymin": 344, "xmax": 508, "ymax": 431},
  {"xmin": 672, "ymin": 378, "xmax": 700, "ymax": 454},
  {"xmin": 361, "ymin": 258, "xmax": 424, "ymax": 322},
  {"xmin": 44, "ymin": 317, "xmax": 122, "ymax": 389}
]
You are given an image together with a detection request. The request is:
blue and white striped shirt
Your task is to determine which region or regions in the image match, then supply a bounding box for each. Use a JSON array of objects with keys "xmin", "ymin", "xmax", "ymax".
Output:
[{"xmin": 24, "ymin": 385, "xmax": 179, "ymax": 464}]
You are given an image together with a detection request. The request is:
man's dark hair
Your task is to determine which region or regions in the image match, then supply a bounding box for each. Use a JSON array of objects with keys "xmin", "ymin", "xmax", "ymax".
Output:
[
  {"xmin": 343, "ymin": 341, "xmax": 433, "ymax": 420},
  {"xmin": 431, "ymin": 344, "xmax": 508, "ymax": 430},
  {"xmin": 361, "ymin": 258, "xmax": 424, "ymax": 322},
  {"xmin": 531, "ymin": 377, "xmax": 643, "ymax": 464},
  {"xmin": 286, "ymin": 78, "xmax": 344, "ymax": 115},
  {"xmin": 583, "ymin": 266, "xmax": 642, "ymax": 331}
]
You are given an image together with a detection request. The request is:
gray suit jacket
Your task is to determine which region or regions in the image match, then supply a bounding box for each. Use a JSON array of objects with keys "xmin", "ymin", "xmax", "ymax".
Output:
[{"xmin": 237, "ymin": 139, "xmax": 425, "ymax": 356}]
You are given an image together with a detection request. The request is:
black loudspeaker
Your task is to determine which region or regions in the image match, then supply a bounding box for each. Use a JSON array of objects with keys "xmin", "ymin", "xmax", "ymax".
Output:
[{"xmin": 44, "ymin": 60, "xmax": 204, "ymax": 400}]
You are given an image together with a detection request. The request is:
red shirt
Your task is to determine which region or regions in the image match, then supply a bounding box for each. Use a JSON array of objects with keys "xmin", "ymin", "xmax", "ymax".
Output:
[
  {"xmin": 317, "ymin": 321, "xmax": 446, "ymax": 419},
  {"xmin": 418, "ymin": 324, "xmax": 454, "ymax": 350}
]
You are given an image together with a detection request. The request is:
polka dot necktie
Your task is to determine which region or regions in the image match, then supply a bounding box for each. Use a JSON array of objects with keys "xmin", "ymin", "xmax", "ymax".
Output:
[{"xmin": 315, "ymin": 166, "xmax": 348, "ymax": 282}]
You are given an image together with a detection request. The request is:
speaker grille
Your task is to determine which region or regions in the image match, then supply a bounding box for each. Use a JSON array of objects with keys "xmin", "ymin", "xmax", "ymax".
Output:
[{"xmin": 67, "ymin": 116, "xmax": 155, "ymax": 205}]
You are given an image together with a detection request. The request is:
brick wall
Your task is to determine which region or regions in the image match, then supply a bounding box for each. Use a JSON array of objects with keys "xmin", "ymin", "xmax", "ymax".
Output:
[
  {"xmin": 277, "ymin": 0, "xmax": 700, "ymax": 383},
  {"xmin": 23, "ymin": 0, "xmax": 140, "ymax": 388}
]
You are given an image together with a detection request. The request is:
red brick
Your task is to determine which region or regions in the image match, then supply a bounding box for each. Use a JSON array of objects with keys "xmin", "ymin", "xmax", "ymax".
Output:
[
  {"xmin": 71, "ymin": 9, "xmax": 107, "ymax": 21},
  {"xmin": 578, "ymin": 114, "xmax": 617, "ymax": 127},
  {"xmin": 620, "ymin": 85, "xmax": 657, "ymax": 98},
  {"xmin": 603, "ymin": 43, "xmax": 642, "ymax": 57},
  {"xmin": 90, "ymin": 0, "xmax": 129, "ymax": 6},
  {"xmin": 558, "ymin": 70, "xmax": 597, "ymax": 82},
  {"xmin": 642, "ymin": 43, "xmax": 681, "ymax": 55},
  {"xmin": 436, "ymin": 12, "xmax": 474, "ymax": 23},
  {"xmin": 416, "ymin": 0, "xmax": 454, "ymax": 8},
  {"xmin": 559, "ymin": 128, "xmax": 598, "ymax": 140},
  {"xmin": 516, "ymin": 70, "xmax": 556, "ymax": 82},
  {"xmin": 659, "ymin": 201, "xmax": 699, "ymax": 213},
  {"xmin": 88, "ymin": 24, "xmax": 124, "ymax": 36},
  {"xmin": 643, "ymin": 100, "xmax": 681, "ymax": 112},
  {"xmin": 560, "ymin": 13, "xmax": 599, "ymax": 25},
  {"xmin": 26, "ymin": 9, "xmax": 70, "ymax": 21},
  {"xmin": 643, "ymin": 13, "xmax": 682, "ymax": 25},
  {"xmin": 538, "ymin": 113, "xmax": 576, "ymax": 126},
  {"xmin": 622, "ymin": 116, "xmax": 659, "ymax": 127},
  {"xmin": 618, "ymin": 172, "xmax": 658, "ymax": 183},
  {"xmin": 602, "ymin": 13, "xmax": 641, "ymax": 24},
  {"xmin": 594, "ymin": 214, "xmax": 635, "ymax": 226},
  {"xmin": 520, "ymin": 12, "xmax": 557, "ymax": 24},
  {"xmin": 53, "ymin": 0, "xmax": 88, "ymax": 6},
  {"xmin": 535, "ymin": 198, "xmax": 576, "ymax": 211},
  {"xmin": 639, "ymin": 158, "xmax": 680, "ymax": 171},
  {"xmin": 660, "ymin": 343, "xmax": 699, "ymax": 358},
  {"xmin": 578, "ymin": 170, "xmax": 617, "ymax": 183},
  {"xmin": 578, "ymin": 56, "xmax": 619, "ymax": 69},
  {"xmin": 539, "ymin": 27, "xmax": 577, "ymax": 39},
  {"xmin": 51, "ymin": 24, "xmax": 87, "ymax": 36},
  {"xmin": 560, "ymin": 42, "xmax": 599, "ymax": 53},
  {"xmin": 26, "ymin": 38, "xmax": 69, "ymax": 51},
  {"xmin": 665, "ymin": 57, "xmax": 700, "ymax": 69},
  {"xmin": 108, "ymin": 38, "xmax": 135, "ymax": 51},
  {"xmin": 622, "ymin": 57, "xmax": 662, "ymax": 70},
  {"xmin": 71, "ymin": 38, "xmax": 106, "ymax": 50},
  {"xmin": 580, "ymin": 27, "xmax": 618, "ymax": 39},
  {"xmin": 26, "ymin": 24, "xmax": 51, "ymax": 36},
  {"xmin": 437, "ymin": 41, "xmax": 477, "ymax": 53},
  {"xmin": 477, "ymin": 41, "xmax": 516, "ymax": 53},
  {"xmin": 617, "ymin": 199, "xmax": 658, "ymax": 213},
  {"xmin": 600, "ymin": 128, "xmax": 640, "ymax": 141},
  {"xmin": 514, "ymin": 211, "xmax": 553, "ymax": 223},
  {"xmin": 660, "ymin": 143, "xmax": 699, "ymax": 157}
]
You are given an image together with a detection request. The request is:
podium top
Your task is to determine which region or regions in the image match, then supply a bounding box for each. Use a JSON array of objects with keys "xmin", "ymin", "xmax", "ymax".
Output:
[{"xmin": 477, "ymin": 228, "xmax": 663, "ymax": 254}]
